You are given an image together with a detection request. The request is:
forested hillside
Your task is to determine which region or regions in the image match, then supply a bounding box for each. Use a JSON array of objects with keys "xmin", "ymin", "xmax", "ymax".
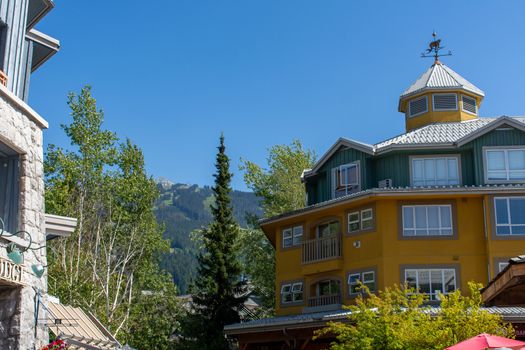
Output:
[{"xmin": 155, "ymin": 179, "xmax": 262, "ymax": 293}]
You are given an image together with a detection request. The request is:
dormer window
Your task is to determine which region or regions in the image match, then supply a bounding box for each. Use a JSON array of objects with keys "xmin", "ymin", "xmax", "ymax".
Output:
[
  {"xmin": 408, "ymin": 96, "xmax": 428, "ymax": 117},
  {"xmin": 331, "ymin": 162, "xmax": 360, "ymax": 198},
  {"xmin": 432, "ymin": 93, "xmax": 457, "ymax": 111},
  {"xmin": 462, "ymin": 95, "xmax": 477, "ymax": 115}
]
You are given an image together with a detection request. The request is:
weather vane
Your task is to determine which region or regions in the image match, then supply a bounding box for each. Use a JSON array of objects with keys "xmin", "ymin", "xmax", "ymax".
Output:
[{"xmin": 421, "ymin": 31, "xmax": 452, "ymax": 62}]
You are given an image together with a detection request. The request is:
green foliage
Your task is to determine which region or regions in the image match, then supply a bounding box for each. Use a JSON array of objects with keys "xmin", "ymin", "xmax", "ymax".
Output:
[
  {"xmin": 155, "ymin": 182, "xmax": 262, "ymax": 293},
  {"xmin": 45, "ymin": 86, "xmax": 180, "ymax": 349},
  {"xmin": 316, "ymin": 282, "xmax": 515, "ymax": 350},
  {"xmin": 180, "ymin": 135, "xmax": 247, "ymax": 350},
  {"xmin": 240, "ymin": 139, "xmax": 316, "ymax": 218}
]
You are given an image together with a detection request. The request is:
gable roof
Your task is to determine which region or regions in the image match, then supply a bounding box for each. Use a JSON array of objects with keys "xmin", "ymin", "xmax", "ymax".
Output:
[
  {"xmin": 303, "ymin": 116, "xmax": 525, "ymax": 179},
  {"xmin": 400, "ymin": 62, "xmax": 485, "ymax": 101}
]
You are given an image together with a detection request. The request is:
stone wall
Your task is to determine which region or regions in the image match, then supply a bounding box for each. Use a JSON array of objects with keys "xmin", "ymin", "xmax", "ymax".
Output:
[{"xmin": 0, "ymin": 88, "xmax": 47, "ymax": 349}]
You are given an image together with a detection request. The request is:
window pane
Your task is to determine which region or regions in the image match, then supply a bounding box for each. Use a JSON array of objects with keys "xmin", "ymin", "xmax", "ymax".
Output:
[
  {"xmin": 436, "ymin": 159, "xmax": 447, "ymax": 182},
  {"xmin": 427, "ymin": 206, "xmax": 439, "ymax": 229},
  {"xmin": 440, "ymin": 206, "xmax": 452, "ymax": 228},
  {"xmin": 508, "ymin": 150, "xmax": 525, "ymax": 170},
  {"xmin": 509, "ymin": 198, "xmax": 525, "ymax": 225},
  {"xmin": 495, "ymin": 199, "xmax": 509, "ymax": 224},
  {"xmin": 281, "ymin": 285, "xmax": 291, "ymax": 293},
  {"xmin": 283, "ymin": 237, "xmax": 292, "ymax": 247},
  {"xmin": 361, "ymin": 209, "xmax": 372, "ymax": 220},
  {"xmin": 347, "ymin": 165, "xmax": 358, "ymax": 185},
  {"xmin": 430, "ymin": 270, "xmax": 443, "ymax": 296},
  {"xmin": 512, "ymin": 226, "xmax": 525, "ymax": 235},
  {"xmin": 405, "ymin": 270, "xmax": 417, "ymax": 290},
  {"xmin": 497, "ymin": 226, "xmax": 511, "ymax": 235},
  {"xmin": 348, "ymin": 274, "xmax": 360, "ymax": 284},
  {"xmin": 489, "ymin": 171, "xmax": 508, "ymax": 180},
  {"xmin": 509, "ymin": 171, "xmax": 525, "ymax": 180},
  {"xmin": 293, "ymin": 292, "xmax": 303, "ymax": 302},
  {"xmin": 415, "ymin": 207, "xmax": 427, "ymax": 229},
  {"xmin": 283, "ymin": 229, "xmax": 292, "ymax": 238},
  {"xmin": 487, "ymin": 151, "xmax": 505, "ymax": 170},
  {"xmin": 418, "ymin": 270, "xmax": 431, "ymax": 294},
  {"xmin": 362, "ymin": 272, "xmax": 374, "ymax": 283},
  {"xmin": 413, "ymin": 160, "xmax": 424, "ymax": 180},
  {"xmin": 403, "ymin": 207, "xmax": 414, "ymax": 229},
  {"xmin": 292, "ymin": 283, "xmax": 303, "ymax": 292},
  {"xmin": 349, "ymin": 212, "xmax": 359, "ymax": 223},
  {"xmin": 444, "ymin": 270, "xmax": 456, "ymax": 293},
  {"xmin": 424, "ymin": 160, "xmax": 435, "ymax": 181},
  {"xmin": 448, "ymin": 159, "xmax": 459, "ymax": 183},
  {"xmin": 404, "ymin": 229, "xmax": 415, "ymax": 236}
]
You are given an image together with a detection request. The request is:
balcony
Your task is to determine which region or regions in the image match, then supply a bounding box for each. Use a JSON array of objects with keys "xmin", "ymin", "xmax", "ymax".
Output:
[
  {"xmin": 0, "ymin": 70, "xmax": 7, "ymax": 87},
  {"xmin": 302, "ymin": 234, "xmax": 341, "ymax": 264},
  {"xmin": 304, "ymin": 294, "xmax": 342, "ymax": 313}
]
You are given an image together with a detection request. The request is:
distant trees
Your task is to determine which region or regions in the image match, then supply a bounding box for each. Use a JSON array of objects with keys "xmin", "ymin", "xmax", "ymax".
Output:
[
  {"xmin": 45, "ymin": 86, "xmax": 180, "ymax": 349},
  {"xmin": 239, "ymin": 140, "xmax": 317, "ymax": 312},
  {"xmin": 180, "ymin": 135, "xmax": 247, "ymax": 350},
  {"xmin": 316, "ymin": 282, "xmax": 515, "ymax": 350}
]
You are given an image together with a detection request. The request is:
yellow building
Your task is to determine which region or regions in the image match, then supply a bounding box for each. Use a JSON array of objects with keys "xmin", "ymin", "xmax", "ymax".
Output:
[{"xmin": 226, "ymin": 49, "xmax": 525, "ymax": 349}]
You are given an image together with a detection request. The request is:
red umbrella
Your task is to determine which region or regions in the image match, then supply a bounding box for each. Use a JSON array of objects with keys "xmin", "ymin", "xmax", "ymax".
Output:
[{"xmin": 445, "ymin": 333, "xmax": 525, "ymax": 350}]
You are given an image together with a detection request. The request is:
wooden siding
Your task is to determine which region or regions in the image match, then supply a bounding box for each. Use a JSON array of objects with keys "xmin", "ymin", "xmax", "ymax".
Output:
[{"xmin": 464, "ymin": 127, "xmax": 525, "ymax": 185}]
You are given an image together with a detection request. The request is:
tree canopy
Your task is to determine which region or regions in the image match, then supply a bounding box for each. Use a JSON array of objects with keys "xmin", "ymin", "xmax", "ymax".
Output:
[{"xmin": 316, "ymin": 282, "xmax": 515, "ymax": 350}]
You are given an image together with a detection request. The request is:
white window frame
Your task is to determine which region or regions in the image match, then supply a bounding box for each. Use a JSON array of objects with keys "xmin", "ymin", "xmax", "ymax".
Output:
[
  {"xmin": 291, "ymin": 282, "xmax": 304, "ymax": 302},
  {"xmin": 432, "ymin": 93, "xmax": 458, "ymax": 111},
  {"xmin": 484, "ymin": 147, "xmax": 525, "ymax": 183},
  {"xmin": 281, "ymin": 284, "xmax": 292, "ymax": 303},
  {"xmin": 360, "ymin": 208, "xmax": 373, "ymax": 230},
  {"xmin": 408, "ymin": 96, "xmax": 428, "ymax": 118},
  {"xmin": 332, "ymin": 162, "xmax": 360, "ymax": 198},
  {"xmin": 402, "ymin": 205, "xmax": 453, "ymax": 236},
  {"xmin": 461, "ymin": 95, "xmax": 477, "ymax": 115},
  {"xmin": 494, "ymin": 197, "xmax": 525, "ymax": 236},
  {"xmin": 348, "ymin": 211, "xmax": 360, "ymax": 233},
  {"xmin": 404, "ymin": 268, "xmax": 456, "ymax": 301},
  {"xmin": 410, "ymin": 156, "xmax": 461, "ymax": 187},
  {"xmin": 348, "ymin": 270, "xmax": 376, "ymax": 295},
  {"xmin": 282, "ymin": 225, "xmax": 303, "ymax": 248}
]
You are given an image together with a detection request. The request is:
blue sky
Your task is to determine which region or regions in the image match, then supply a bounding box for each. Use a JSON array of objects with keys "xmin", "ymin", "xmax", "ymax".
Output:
[{"xmin": 30, "ymin": 1, "xmax": 525, "ymax": 190}]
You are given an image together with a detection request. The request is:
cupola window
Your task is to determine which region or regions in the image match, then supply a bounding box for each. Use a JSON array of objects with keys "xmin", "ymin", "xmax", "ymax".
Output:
[
  {"xmin": 432, "ymin": 93, "xmax": 457, "ymax": 111},
  {"xmin": 408, "ymin": 96, "xmax": 428, "ymax": 117},
  {"xmin": 462, "ymin": 95, "xmax": 477, "ymax": 115}
]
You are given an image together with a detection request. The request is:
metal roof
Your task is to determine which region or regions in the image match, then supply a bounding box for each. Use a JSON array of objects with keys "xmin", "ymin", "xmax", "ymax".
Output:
[
  {"xmin": 401, "ymin": 62, "xmax": 485, "ymax": 99},
  {"xmin": 225, "ymin": 306, "xmax": 525, "ymax": 333},
  {"xmin": 259, "ymin": 184, "xmax": 525, "ymax": 225}
]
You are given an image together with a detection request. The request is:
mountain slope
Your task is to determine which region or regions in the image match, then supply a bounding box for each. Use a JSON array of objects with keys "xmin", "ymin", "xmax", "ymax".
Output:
[{"xmin": 155, "ymin": 180, "xmax": 262, "ymax": 293}]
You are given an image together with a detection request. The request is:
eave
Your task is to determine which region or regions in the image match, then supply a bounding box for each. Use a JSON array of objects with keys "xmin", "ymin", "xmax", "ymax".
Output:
[
  {"xmin": 26, "ymin": 0, "xmax": 54, "ymax": 30},
  {"xmin": 26, "ymin": 29, "xmax": 60, "ymax": 72},
  {"xmin": 45, "ymin": 214, "xmax": 77, "ymax": 240}
]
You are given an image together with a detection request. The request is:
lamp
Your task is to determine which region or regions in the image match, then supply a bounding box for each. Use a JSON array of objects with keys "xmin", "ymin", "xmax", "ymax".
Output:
[
  {"xmin": 31, "ymin": 264, "xmax": 45, "ymax": 278},
  {"xmin": 6, "ymin": 243, "xmax": 24, "ymax": 265}
]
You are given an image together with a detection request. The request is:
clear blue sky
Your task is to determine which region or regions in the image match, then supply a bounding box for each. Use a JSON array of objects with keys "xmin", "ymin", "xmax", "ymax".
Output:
[{"xmin": 30, "ymin": 1, "xmax": 525, "ymax": 190}]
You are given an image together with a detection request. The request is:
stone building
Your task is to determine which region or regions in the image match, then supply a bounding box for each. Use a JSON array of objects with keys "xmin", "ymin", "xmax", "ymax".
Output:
[{"xmin": 0, "ymin": 1, "xmax": 75, "ymax": 349}]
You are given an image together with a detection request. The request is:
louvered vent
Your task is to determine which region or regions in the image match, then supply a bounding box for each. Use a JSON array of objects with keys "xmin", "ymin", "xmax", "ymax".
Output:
[
  {"xmin": 433, "ymin": 94, "xmax": 457, "ymax": 111},
  {"xmin": 409, "ymin": 97, "xmax": 428, "ymax": 117},
  {"xmin": 462, "ymin": 95, "xmax": 477, "ymax": 114},
  {"xmin": 378, "ymin": 179, "xmax": 393, "ymax": 188}
]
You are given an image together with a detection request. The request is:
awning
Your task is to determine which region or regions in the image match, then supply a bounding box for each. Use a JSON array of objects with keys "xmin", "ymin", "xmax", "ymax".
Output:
[{"xmin": 47, "ymin": 300, "xmax": 121, "ymax": 350}]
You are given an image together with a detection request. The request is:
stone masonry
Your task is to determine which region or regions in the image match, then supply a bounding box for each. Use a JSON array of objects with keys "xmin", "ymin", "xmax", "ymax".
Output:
[{"xmin": 0, "ymin": 85, "xmax": 48, "ymax": 349}]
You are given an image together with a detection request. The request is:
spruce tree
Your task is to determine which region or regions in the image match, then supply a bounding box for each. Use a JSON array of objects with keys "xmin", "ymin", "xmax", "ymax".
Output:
[{"xmin": 182, "ymin": 134, "xmax": 247, "ymax": 349}]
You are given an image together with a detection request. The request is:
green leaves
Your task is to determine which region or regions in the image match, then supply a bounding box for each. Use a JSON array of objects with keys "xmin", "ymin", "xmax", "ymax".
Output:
[{"xmin": 317, "ymin": 283, "xmax": 515, "ymax": 350}]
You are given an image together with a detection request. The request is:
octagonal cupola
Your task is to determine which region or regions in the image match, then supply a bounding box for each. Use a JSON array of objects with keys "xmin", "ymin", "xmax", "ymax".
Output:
[{"xmin": 399, "ymin": 36, "xmax": 485, "ymax": 132}]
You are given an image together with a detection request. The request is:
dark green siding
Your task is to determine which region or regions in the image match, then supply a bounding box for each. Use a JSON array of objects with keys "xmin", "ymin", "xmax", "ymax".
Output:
[{"xmin": 463, "ymin": 128, "xmax": 525, "ymax": 185}]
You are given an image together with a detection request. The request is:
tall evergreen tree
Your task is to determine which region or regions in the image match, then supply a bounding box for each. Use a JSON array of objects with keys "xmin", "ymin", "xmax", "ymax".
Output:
[{"xmin": 181, "ymin": 135, "xmax": 247, "ymax": 349}]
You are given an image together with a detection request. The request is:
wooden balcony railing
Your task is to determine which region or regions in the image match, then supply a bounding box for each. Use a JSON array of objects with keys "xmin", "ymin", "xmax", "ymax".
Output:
[
  {"xmin": 0, "ymin": 70, "xmax": 7, "ymax": 87},
  {"xmin": 308, "ymin": 293, "xmax": 342, "ymax": 308},
  {"xmin": 301, "ymin": 234, "xmax": 341, "ymax": 264}
]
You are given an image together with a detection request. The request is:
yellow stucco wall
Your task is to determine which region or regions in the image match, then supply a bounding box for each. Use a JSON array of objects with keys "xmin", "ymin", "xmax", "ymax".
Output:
[{"xmin": 267, "ymin": 193, "xmax": 521, "ymax": 316}]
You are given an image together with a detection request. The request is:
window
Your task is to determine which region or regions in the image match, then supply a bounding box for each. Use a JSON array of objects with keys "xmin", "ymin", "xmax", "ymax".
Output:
[
  {"xmin": 433, "ymin": 93, "xmax": 457, "ymax": 111},
  {"xmin": 408, "ymin": 96, "xmax": 428, "ymax": 117},
  {"xmin": 282, "ymin": 225, "xmax": 303, "ymax": 248},
  {"xmin": 332, "ymin": 162, "xmax": 360, "ymax": 198},
  {"xmin": 0, "ymin": 147, "xmax": 20, "ymax": 234},
  {"xmin": 317, "ymin": 220, "xmax": 339, "ymax": 238},
  {"xmin": 404, "ymin": 268, "xmax": 456, "ymax": 301},
  {"xmin": 485, "ymin": 148, "xmax": 525, "ymax": 182},
  {"xmin": 462, "ymin": 95, "xmax": 477, "ymax": 115},
  {"xmin": 317, "ymin": 280, "xmax": 340, "ymax": 296},
  {"xmin": 348, "ymin": 270, "xmax": 376, "ymax": 295},
  {"xmin": 402, "ymin": 205, "xmax": 453, "ymax": 236},
  {"xmin": 281, "ymin": 282, "xmax": 303, "ymax": 304},
  {"xmin": 348, "ymin": 208, "xmax": 374, "ymax": 233},
  {"xmin": 411, "ymin": 157, "xmax": 460, "ymax": 186},
  {"xmin": 494, "ymin": 197, "xmax": 525, "ymax": 235}
]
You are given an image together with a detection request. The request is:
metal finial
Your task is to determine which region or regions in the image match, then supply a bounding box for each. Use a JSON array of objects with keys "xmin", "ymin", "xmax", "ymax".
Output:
[{"xmin": 421, "ymin": 32, "xmax": 452, "ymax": 63}]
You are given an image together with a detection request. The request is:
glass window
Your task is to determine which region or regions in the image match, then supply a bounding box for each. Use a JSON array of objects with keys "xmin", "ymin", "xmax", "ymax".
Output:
[
  {"xmin": 348, "ymin": 271, "xmax": 376, "ymax": 295},
  {"xmin": 291, "ymin": 283, "xmax": 303, "ymax": 302},
  {"xmin": 402, "ymin": 205, "xmax": 453, "ymax": 236},
  {"xmin": 404, "ymin": 268, "xmax": 456, "ymax": 301},
  {"xmin": 332, "ymin": 162, "xmax": 360, "ymax": 198},
  {"xmin": 292, "ymin": 226, "xmax": 303, "ymax": 245},
  {"xmin": 281, "ymin": 284, "xmax": 292, "ymax": 303},
  {"xmin": 486, "ymin": 149, "xmax": 525, "ymax": 182},
  {"xmin": 282, "ymin": 228, "xmax": 292, "ymax": 248},
  {"xmin": 361, "ymin": 209, "xmax": 373, "ymax": 230},
  {"xmin": 282, "ymin": 282, "xmax": 303, "ymax": 304},
  {"xmin": 348, "ymin": 212, "xmax": 360, "ymax": 232},
  {"xmin": 0, "ymin": 151, "xmax": 20, "ymax": 234},
  {"xmin": 318, "ymin": 221, "xmax": 339, "ymax": 238},
  {"xmin": 282, "ymin": 225, "xmax": 303, "ymax": 247},
  {"xmin": 411, "ymin": 157, "xmax": 460, "ymax": 186},
  {"xmin": 494, "ymin": 197, "xmax": 525, "ymax": 235}
]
